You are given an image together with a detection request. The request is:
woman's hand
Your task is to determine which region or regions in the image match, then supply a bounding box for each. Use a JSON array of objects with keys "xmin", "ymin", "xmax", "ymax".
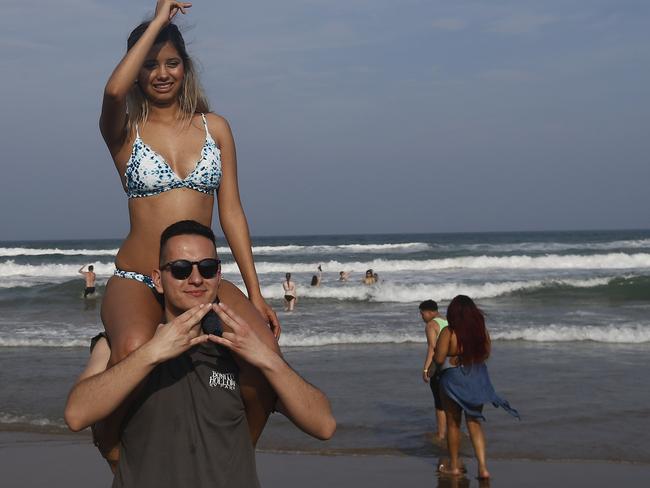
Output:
[
  {"xmin": 250, "ymin": 294, "xmax": 281, "ymax": 339},
  {"xmin": 154, "ymin": 0, "xmax": 192, "ymax": 24}
]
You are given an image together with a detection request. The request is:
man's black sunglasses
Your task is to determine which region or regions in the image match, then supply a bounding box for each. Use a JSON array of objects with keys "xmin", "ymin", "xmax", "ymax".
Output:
[{"xmin": 161, "ymin": 258, "xmax": 222, "ymax": 280}]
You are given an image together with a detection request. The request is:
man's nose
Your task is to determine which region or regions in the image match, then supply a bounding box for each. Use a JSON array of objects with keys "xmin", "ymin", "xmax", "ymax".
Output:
[{"xmin": 188, "ymin": 265, "xmax": 203, "ymax": 285}]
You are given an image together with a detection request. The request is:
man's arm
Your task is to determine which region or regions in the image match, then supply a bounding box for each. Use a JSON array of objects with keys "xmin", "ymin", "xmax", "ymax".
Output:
[
  {"xmin": 422, "ymin": 321, "xmax": 440, "ymax": 382},
  {"xmin": 209, "ymin": 303, "xmax": 336, "ymax": 440},
  {"xmin": 64, "ymin": 304, "xmax": 212, "ymax": 432},
  {"xmin": 78, "ymin": 265, "xmax": 87, "ymax": 275},
  {"xmin": 258, "ymin": 352, "xmax": 335, "ymax": 441}
]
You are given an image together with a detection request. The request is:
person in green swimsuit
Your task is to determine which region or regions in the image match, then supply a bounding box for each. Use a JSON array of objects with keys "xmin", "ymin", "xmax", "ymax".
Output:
[{"xmin": 420, "ymin": 299, "xmax": 448, "ymax": 441}]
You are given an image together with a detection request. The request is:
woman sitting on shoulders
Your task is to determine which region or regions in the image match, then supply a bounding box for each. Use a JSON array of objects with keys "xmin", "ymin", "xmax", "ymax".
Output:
[{"xmin": 95, "ymin": 0, "xmax": 279, "ymax": 469}]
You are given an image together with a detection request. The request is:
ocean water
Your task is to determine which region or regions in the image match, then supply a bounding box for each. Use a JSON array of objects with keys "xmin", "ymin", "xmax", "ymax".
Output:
[{"xmin": 1, "ymin": 230, "xmax": 649, "ymax": 462}]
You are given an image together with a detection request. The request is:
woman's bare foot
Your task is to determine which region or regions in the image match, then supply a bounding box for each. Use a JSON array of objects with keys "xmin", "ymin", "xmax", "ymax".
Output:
[
  {"xmin": 437, "ymin": 458, "xmax": 467, "ymax": 473},
  {"xmin": 438, "ymin": 462, "xmax": 463, "ymax": 476}
]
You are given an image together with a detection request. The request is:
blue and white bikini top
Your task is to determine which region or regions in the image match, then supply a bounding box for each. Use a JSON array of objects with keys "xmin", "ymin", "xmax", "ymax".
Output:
[{"xmin": 125, "ymin": 113, "xmax": 222, "ymax": 199}]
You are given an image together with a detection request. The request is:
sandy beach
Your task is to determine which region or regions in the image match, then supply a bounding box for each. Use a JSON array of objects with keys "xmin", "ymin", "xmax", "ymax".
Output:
[{"xmin": 2, "ymin": 432, "xmax": 649, "ymax": 488}]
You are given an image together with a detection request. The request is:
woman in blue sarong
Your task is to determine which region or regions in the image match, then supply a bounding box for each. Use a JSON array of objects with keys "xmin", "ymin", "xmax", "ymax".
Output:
[{"xmin": 434, "ymin": 295, "xmax": 519, "ymax": 480}]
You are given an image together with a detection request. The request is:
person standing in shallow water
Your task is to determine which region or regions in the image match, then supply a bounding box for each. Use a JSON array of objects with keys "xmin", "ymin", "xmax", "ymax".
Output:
[
  {"xmin": 434, "ymin": 295, "xmax": 520, "ymax": 480},
  {"xmin": 79, "ymin": 264, "xmax": 96, "ymax": 298},
  {"xmin": 282, "ymin": 273, "xmax": 297, "ymax": 311},
  {"xmin": 94, "ymin": 0, "xmax": 279, "ymax": 469},
  {"xmin": 420, "ymin": 299, "xmax": 448, "ymax": 441}
]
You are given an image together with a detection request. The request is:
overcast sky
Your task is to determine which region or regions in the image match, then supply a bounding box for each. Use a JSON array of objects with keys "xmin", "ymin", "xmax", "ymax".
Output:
[{"xmin": 1, "ymin": 0, "xmax": 649, "ymax": 240}]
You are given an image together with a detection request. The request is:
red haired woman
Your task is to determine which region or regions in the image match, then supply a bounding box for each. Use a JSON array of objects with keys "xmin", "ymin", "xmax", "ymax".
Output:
[{"xmin": 434, "ymin": 295, "xmax": 519, "ymax": 479}]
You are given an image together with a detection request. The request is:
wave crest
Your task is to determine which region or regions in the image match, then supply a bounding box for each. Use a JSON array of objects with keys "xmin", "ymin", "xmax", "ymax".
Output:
[
  {"xmin": 493, "ymin": 324, "xmax": 650, "ymax": 343},
  {"xmin": 251, "ymin": 253, "xmax": 650, "ymax": 274},
  {"xmin": 0, "ymin": 247, "xmax": 118, "ymax": 257},
  {"xmin": 260, "ymin": 277, "xmax": 615, "ymax": 302}
]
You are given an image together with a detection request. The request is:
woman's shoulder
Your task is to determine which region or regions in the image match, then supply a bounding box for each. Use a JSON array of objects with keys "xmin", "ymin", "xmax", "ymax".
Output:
[
  {"xmin": 202, "ymin": 112, "xmax": 230, "ymax": 130},
  {"xmin": 201, "ymin": 112, "xmax": 233, "ymax": 143}
]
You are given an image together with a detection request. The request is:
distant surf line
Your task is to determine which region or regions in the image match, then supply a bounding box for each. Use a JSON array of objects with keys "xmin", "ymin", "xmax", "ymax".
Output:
[
  {"xmin": 0, "ymin": 242, "xmax": 432, "ymax": 257},
  {"xmin": 2, "ymin": 322, "xmax": 649, "ymax": 348}
]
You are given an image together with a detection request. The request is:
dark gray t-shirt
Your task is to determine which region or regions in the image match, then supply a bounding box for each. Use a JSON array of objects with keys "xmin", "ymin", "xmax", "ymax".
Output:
[{"xmin": 112, "ymin": 343, "xmax": 259, "ymax": 488}]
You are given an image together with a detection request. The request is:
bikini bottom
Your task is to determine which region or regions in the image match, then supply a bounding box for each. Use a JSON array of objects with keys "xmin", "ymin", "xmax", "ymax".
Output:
[{"xmin": 113, "ymin": 267, "xmax": 164, "ymax": 306}]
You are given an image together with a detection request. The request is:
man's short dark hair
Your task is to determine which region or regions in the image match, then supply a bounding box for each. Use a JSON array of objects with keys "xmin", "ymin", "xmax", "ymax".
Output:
[
  {"xmin": 159, "ymin": 220, "xmax": 217, "ymax": 263},
  {"xmin": 88, "ymin": 265, "xmax": 94, "ymax": 271},
  {"xmin": 419, "ymin": 299, "xmax": 438, "ymax": 312}
]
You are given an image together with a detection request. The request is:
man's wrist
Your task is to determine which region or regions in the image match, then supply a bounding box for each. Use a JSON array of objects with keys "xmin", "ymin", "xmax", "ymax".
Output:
[
  {"xmin": 259, "ymin": 349, "xmax": 286, "ymax": 375},
  {"xmin": 138, "ymin": 340, "xmax": 162, "ymax": 367}
]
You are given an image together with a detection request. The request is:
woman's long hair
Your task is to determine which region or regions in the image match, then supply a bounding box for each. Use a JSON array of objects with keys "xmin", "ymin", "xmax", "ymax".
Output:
[
  {"xmin": 446, "ymin": 295, "xmax": 490, "ymax": 365},
  {"xmin": 126, "ymin": 22, "xmax": 210, "ymax": 131}
]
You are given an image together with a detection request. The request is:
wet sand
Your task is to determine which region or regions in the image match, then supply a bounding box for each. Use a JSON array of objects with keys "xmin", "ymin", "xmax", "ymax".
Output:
[{"xmin": 1, "ymin": 432, "xmax": 649, "ymax": 487}]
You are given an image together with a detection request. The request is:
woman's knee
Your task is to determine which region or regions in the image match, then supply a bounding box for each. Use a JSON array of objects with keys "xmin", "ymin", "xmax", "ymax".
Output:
[
  {"xmin": 110, "ymin": 332, "xmax": 152, "ymax": 363},
  {"xmin": 219, "ymin": 280, "xmax": 279, "ymax": 353},
  {"xmin": 466, "ymin": 416, "xmax": 482, "ymax": 429}
]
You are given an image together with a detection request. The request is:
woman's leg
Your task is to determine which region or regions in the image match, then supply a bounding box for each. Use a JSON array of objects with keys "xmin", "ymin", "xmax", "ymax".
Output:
[
  {"xmin": 96, "ymin": 276, "xmax": 164, "ymax": 470},
  {"xmin": 218, "ymin": 280, "xmax": 280, "ymax": 445},
  {"xmin": 435, "ymin": 408, "xmax": 447, "ymax": 441},
  {"xmin": 441, "ymin": 391, "xmax": 463, "ymax": 475},
  {"xmin": 466, "ymin": 414, "xmax": 490, "ymax": 479},
  {"xmin": 102, "ymin": 276, "xmax": 164, "ymax": 366}
]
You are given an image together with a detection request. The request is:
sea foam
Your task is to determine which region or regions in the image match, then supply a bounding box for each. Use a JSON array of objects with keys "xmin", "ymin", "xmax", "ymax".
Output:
[
  {"xmin": 2, "ymin": 253, "xmax": 649, "ymax": 281},
  {"xmin": 251, "ymin": 253, "xmax": 650, "ymax": 274},
  {"xmin": 260, "ymin": 277, "xmax": 614, "ymax": 302},
  {"xmin": 0, "ymin": 247, "xmax": 119, "ymax": 257},
  {"xmin": 276, "ymin": 324, "xmax": 650, "ymax": 346},
  {"xmin": 444, "ymin": 238, "xmax": 650, "ymax": 254},
  {"xmin": 0, "ymin": 242, "xmax": 431, "ymax": 258},
  {"xmin": 0, "ymin": 337, "xmax": 89, "ymax": 347},
  {"xmin": 493, "ymin": 323, "xmax": 650, "ymax": 343}
]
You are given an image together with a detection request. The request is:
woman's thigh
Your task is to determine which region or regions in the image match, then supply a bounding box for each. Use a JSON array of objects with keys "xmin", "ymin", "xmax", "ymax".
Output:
[
  {"xmin": 442, "ymin": 391, "xmax": 463, "ymax": 426},
  {"xmin": 101, "ymin": 276, "xmax": 164, "ymax": 366}
]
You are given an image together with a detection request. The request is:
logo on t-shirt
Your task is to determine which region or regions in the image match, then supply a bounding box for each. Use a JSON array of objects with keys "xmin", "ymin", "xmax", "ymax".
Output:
[{"xmin": 208, "ymin": 370, "xmax": 238, "ymax": 390}]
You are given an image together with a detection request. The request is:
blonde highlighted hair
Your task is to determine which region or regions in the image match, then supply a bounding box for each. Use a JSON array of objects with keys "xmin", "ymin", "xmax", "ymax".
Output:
[{"xmin": 126, "ymin": 22, "xmax": 210, "ymax": 131}]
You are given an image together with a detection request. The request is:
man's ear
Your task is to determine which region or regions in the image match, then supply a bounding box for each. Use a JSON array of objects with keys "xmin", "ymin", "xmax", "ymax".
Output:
[{"xmin": 152, "ymin": 269, "xmax": 164, "ymax": 294}]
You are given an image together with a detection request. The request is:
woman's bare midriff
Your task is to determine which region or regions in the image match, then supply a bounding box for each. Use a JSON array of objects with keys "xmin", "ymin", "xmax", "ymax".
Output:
[{"xmin": 115, "ymin": 190, "xmax": 215, "ymax": 275}]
